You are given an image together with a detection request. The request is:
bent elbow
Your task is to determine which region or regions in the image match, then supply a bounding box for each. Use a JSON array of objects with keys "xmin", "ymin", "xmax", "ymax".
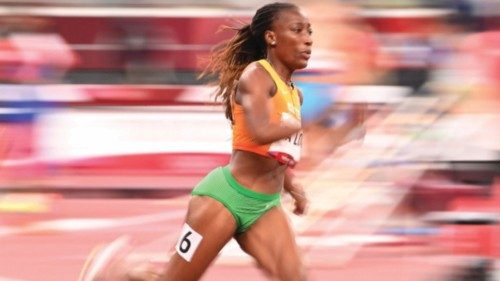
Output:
[
  {"xmin": 252, "ymin": 132, "xmax": 272, "ymax": 145},
  {"xmin": 251, "ymin": 127, "xmax": 274, "ymax": 145}
]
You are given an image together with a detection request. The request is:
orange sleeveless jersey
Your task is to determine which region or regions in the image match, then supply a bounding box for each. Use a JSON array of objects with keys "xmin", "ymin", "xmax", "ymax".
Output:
[{"xmin": 232, "ymin": 59, "xmax": 302, "ymax": 158}]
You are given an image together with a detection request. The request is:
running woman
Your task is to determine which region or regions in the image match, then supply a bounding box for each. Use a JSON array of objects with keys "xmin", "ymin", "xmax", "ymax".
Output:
[{"xmin": 79, "ymin": 3, "xmax": 312, "ymax": 280}]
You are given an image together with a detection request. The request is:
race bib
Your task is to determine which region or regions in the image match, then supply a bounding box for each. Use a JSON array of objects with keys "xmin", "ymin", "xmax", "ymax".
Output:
[
  {"xmin": 269, "ymin": 130, "xmax": 303, "ymax": 167},
  {"xmin": 175, "ymin": 223, "xmax": 203, "ymax": 262}
]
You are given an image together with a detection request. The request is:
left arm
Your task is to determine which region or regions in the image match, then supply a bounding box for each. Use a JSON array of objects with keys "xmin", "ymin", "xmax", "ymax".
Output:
[
  {"xmin": 284, "ymin": 169, "xmax": 308, "ymax": 215},
  {"xmin": 284, "ymin": 88, "xmax": 308, "ymax": 215}
]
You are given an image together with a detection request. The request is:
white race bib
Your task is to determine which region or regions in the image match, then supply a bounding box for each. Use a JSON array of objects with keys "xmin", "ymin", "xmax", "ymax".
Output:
[
  {"xmin": 268, "ymin": 129, "xmax": 303, "ymax": 167},
  {"xmin": 175, "ymin": 223, "xmax": 203, "ymax": 262}
]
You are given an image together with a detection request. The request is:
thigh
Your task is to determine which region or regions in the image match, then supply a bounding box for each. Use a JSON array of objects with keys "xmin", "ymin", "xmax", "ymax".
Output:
[
  {"xmin": 162, "ymin": 195, "xmax": 237, "ymax": 281},
  {"xmin": 235, "ymin": 206, "xmax": 307, "ymax": 281}
]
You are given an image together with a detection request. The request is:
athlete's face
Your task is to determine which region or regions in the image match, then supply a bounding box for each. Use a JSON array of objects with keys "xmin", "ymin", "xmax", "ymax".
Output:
[{"xmin": 267, "ymin": 8, "xmax": 313, "ymax": 70}]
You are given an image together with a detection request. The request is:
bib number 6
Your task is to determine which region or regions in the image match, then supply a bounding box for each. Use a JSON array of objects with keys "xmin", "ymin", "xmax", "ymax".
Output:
[
  {"xmin": 179, "ymin": 231, "xmax": 192, "ymax": 253},
  {"xmin": 176, "ymin": 223, "xmax": 203, "ymax": 262}
]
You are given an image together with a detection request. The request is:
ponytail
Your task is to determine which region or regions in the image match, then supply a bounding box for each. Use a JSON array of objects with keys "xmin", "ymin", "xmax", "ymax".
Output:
[{"xmin": 201, "ymin": 24, "xmax": 265, "ymax": 123}]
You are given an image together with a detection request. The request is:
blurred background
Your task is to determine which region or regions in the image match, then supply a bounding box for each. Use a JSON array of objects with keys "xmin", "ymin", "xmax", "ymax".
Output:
[{"xmin": 0, "ymin": 0, "xmax": 498, "ymax": 280}]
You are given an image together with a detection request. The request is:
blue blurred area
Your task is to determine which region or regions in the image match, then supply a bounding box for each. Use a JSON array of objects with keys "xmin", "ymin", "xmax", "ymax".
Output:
[
  {"xmin": 0, "ymin": 85, "xmax": 40, "ymax": 123},
  {"xmin": 296, "ymin": 81, "xmax": 337, "ymax": 125}
]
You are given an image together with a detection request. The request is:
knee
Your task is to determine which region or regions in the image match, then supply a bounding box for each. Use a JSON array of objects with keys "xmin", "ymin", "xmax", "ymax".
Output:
[{"xmin": 277, "ymin": 262, "xmax": 308, "ymax": 281}]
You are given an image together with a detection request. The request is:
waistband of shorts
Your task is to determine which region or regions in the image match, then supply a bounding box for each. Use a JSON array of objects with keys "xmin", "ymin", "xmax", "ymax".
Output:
[{"xmin": 221, "ymin": 166, "xmax": 280, "ymax": 201}]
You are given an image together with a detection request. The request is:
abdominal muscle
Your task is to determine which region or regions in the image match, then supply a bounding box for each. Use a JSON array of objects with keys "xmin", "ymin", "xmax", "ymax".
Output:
[{"xmin": 228, "ymin": 149, "xmax": 286, "ymax": 195}]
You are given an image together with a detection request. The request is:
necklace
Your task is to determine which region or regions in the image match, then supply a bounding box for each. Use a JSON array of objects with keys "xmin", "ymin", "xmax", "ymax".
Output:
[
  {"xmin": 266, "ymin": 59, "xmax": 294, "ymax": 89},
  {"xmin": 265, "ymin": 59, "xmax": 299, "ymax": 117}
]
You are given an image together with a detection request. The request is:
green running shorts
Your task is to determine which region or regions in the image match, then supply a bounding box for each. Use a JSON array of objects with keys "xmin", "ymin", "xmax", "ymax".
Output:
[{"xmin": 192, "ymin": 166, "xmax": 281, "ymax": 233}]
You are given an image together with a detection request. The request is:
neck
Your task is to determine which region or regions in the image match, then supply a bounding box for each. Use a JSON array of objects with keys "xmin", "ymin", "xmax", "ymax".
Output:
[{"xmin": 266, "ymin": 57, "xmax": 293, "ymax": 86}]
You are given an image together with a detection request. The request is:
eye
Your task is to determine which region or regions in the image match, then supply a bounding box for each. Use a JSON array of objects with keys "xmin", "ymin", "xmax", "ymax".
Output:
[
  {"xmin": 308, "ymin": 28, "xmax": 313, "ymax": 35},
  {"xmin": 292, "ymin": 27, "xmax": 302, "ymax": 33}
]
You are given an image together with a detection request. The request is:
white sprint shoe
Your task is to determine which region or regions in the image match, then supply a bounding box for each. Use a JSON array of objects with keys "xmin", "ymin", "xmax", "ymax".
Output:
[{"xmin": 78, "ymin": 236, "xmax": 132, "ymax": 281}]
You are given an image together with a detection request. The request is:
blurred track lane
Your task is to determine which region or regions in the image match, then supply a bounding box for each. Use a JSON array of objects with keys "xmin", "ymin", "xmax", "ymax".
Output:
[
  {"xmin": 0, "ymin": 195, "xmax": 454, "ymax": 281},
  {"xmin": 0, "ymin": 197, "xmax": 189, "ymax": 281}
]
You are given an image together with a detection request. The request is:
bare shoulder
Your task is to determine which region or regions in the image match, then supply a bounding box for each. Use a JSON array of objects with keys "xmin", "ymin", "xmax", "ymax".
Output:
[{"xmin": 238, "ymin": 61, "xmax": 274, "ymax": 95}]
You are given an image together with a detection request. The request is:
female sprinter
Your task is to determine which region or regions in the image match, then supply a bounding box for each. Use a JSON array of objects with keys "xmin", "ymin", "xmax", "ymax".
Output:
[{"xmin": 79, "ymin": 2, "xmax": 312, "ymax": 281}]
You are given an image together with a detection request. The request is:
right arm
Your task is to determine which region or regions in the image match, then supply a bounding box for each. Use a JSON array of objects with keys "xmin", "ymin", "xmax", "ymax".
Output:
[{"xmin": 236, "ymin": 63, "xmax": 301, "ymax": 145}]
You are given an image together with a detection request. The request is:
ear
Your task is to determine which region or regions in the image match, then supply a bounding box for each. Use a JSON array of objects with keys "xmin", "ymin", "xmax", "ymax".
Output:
[{"xmin": 264, "ymin": 30, "xmax": 277, "ymax": 46}]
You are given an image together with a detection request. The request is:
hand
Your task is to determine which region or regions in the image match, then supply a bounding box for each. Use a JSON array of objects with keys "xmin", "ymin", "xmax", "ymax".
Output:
[{"xmin": 288, "ymin": 185, "xmax": 309, "ymax": 215}]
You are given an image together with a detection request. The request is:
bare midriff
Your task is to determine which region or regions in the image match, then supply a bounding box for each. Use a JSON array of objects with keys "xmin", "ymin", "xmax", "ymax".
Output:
[{"xmin": 228, "ymin": 149, "xmax": 286, "ymax": 195}]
